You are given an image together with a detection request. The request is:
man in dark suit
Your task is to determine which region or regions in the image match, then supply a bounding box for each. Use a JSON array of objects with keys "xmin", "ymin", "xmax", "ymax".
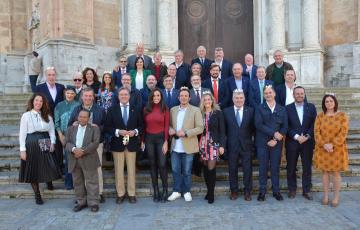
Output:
[
  {"xmin": 112, "ymin": 56, "xmax": 129, "ymax": 88},
  {"xmin": 275, "ymin": 69, "xmax": 297, "ymax": 106},
  {"xmin": 226, "ymin": 63, "xmax": 249, "ymax": 106},
  {"xmin": 172, "ymin": 50, "xmax": 191, "ymax": 88},
  {"xmin": 255, "ymin": 85, "xmax": 288, "ymax": 202},
  {"xmin": 223, "ymin": 89, "xmax": 255, "ymax": 201},
  {"xmin": 202, "ymin": 63, "xmax": 229, "ymax": 109},
  {"xmin": 162, "ymin": 75, "xmax": 180, "ymax": 109},
  {"xmin": 248, "ymin": 66, "xmax": 273, "ymax": 108},
  {"xmin": 189, "ymin": 75, "xmax": 210, "ymax": 107},
  {"xmin": 105, "ymin": 87, "xmax": 143, "ymax": 204},
  {"xmin": 191, "ymin": 45, "xmax": 213, "ymax": 81},
  {"xmin": 214, "ymin": 47, "xmax": 233, "ymax": 80},
  {"xmin": 140, "ymin": 75, "xmax": 157, "ymax": 108},
  {"xmin": 35, "ymin": 66, "xmax": 65, "ymax": 115},
  {"xmin": 65, "ymin": 109, "xmax": 101, "ymax": 212},
  {"xmin": 286, "ymin": 86, "xmax": 317, "ymax": 200},
  {"xmin": 72, "ymin": 72, "xmax": 84, "ymax": 102},
  {"xmin": 242, "ymin": 54, "xmax": 258, "ymax": 81},
  {"xmin": 127, "ymin": 42, "xmax": 153, "ymax": 70},
  {"xmin": 120, "ymin": 73, "xmax": 142, "ymax": 111},
  {"xmin": 149, "ymin": 52, "xmax": 167, "ymax": 88}
]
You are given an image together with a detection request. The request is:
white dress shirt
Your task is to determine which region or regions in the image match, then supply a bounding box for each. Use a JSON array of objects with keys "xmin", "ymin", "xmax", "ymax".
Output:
[
  {"xmin": 76, "ymin": 124, "xmax": 87, "ymax": 148},
  {"xmin": 294, "ymin": 102, "xmax": 304, "ymax": 140},
  {"xmin": 19, "ymin": 110, "xmax": 56, "ymax": 151},
  {"xmin": 285, "ymin": 84, "xmax": 295, "ymax": 105},
  {"xmin": 46, "ymin": 82, "xmax": 57, "ymax": 102},
  {"xmin": 266, "ymin": 102, "xmax": 276, "ymax": 113},
  {"xmin": 216, "ymin": 59, "xmax": 223, "ymax": 79},
  {"xmin": 135, "ymin": 71, "xmax": 144, "ymax": 90},
  {"xmin": 173, "ymin": 106, "xmax": 187, "ymax": 153}
]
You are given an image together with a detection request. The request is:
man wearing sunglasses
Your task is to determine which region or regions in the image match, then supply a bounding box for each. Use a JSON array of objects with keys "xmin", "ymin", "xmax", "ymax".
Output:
[
  {"xmin": 72, "ymin": 72, "xmax": 84, "ymax": 101},
  {"xmin": 113, "ymin": 56, "xmax": 129, "ymax": 89}
]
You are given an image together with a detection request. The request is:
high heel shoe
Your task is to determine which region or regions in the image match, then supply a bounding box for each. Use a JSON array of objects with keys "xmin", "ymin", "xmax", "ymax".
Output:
[{"xmin": 35, "ymin": 192, "xmax": 44, "ymax": 205}]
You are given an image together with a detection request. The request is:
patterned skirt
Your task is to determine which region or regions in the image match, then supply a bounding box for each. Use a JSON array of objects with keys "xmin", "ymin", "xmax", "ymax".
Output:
[
  {"xmin": 19, "ymin": 132, "xmax": 62, "ymax": 183},
  {"xmin": 199, "ymin": 135, "xmax": 220, "ymax": 161}
]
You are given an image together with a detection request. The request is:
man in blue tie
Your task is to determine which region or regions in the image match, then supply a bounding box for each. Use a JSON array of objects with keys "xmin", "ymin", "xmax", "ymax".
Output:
[{"xmin": 162, "ymin": 75, "xmax": 180, "ymax": 109}]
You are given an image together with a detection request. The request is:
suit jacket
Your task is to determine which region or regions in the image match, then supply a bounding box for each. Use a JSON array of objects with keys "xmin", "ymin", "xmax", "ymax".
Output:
[
  {"xmin": 204, "ymin": 110, "xmax": 226, "ymax": 147},
  {"xmin": 285, "ymin": 102, "xmax": 317, "ymax": 151},
  {"xmin": 254, "ymin": 103, "xmax": 288, "ymax": 148},
  {"xmin": 129, "ymin": 69, "xmax": 152, "ymax": 89},
  {"xmin": 35, "ymin": 83, "xmax": 65, "ymax": 114},
  {"xmin": 191, "ymin": 57, "xmax": 214, "ymax": 81},
  {"xmin": 65, "ymin": 124, "xmax": 101, "ymax": 172},
  {"xmin": 149, "ymin": 62, "xmax": 168, "ymax": 88},
  {"xmin": 172, "ymin": 62, "xmax": 191, "ymax": 89},
  {"xmin": 170, "ymin": 105, "xmax": 204, "ymax": 154},
  {"xmin": 218, "ymin": 59, "xmax": 233, "ymax": 80},
  {"xmin": 162, "ymin": 88, "xmax": 180, "ymax": 109},
  {"xmin": 223, "ymin": 106, "xmax": 255, "ymax": 153},
  {"xmin": 275, "ymin": 84, "xmax": 308, "ymax": 106},
  {"xmin": 242, "ymin": 64, "xmax": 258, "ymax": 81},
  {"xmin": 104, "ymin": 103, "xmax": 143, "ymax": 152},
  {"xmin": 248, "ymin": 79, "xmax": 273, "ymax": 108},
  {"xmin": 189, "ymin": 87, "xmax": 210, "ymax": 107},
  {"xmin": 140, "ymin": 87, "xmax": 151, "ymax": 108},
  {"xmin": 112, "ymin": 68, "xmax": 129, "ymax": 88},
  {"xmin": 127, "ymin": 54, "xmax": 153, "ymax": 70},
  {"xmin": 202, "ymin": 78, "xmax": 229, "ymax": 109},
  {"xmin": 226, "ymin": 76, "xmax": 250, "ymax": 106}
]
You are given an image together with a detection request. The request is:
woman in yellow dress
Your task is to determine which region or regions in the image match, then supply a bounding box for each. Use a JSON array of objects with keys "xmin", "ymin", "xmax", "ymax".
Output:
[{"xmin": 314, "ymin": 94, "xmax": 349, "ymax": 207}]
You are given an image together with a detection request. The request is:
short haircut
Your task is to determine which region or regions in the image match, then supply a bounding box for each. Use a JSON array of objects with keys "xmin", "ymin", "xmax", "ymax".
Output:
[
  {"xmin": 210, "ymin": 63, "xmax": 221, "ymax": 71},
  {"xmin": 32, "ymin": 51, "xmax": 39, "ymax": 57},
  {"xmin": 174, "ymin": 50, "xmax": 184, "ymax": 56},
  {"xmin": 78, "ymin": 109, "xmax": 91, "ymax": 117},
  {"xmin": 163, "ymin": 75, "xmax": 172, "ymax": 81},
  {"xmin": 118, "ymin": 86, "xmax": 131, "ymax": 95},
  {"xmin": 273, "ymin": 50, "xmax": 283, "ymax": 57},
  {"xmin": 257, "ymin": 66, "xmax": 266, "ymax": 71},
  {"xmin": 81, "ymin": 87, "xmax": 95, "ymax": 96},
  {"xmin": 215, "ymin": 47, "xmax": 223, "ymax": 52},
  {"xmin": 322, "ymin": 95, "xmax": 338, "ymax": 113},
  {"xmin": 232, "ymin": 89, "xmax": 245, "ymax": 98},
  {"xmin": 179, "ymin": 86, "xmax": 190, "ymax": 96},
  {"xmin": 293, "ymin": 86, "xmax": 305, "ymax": 94}
]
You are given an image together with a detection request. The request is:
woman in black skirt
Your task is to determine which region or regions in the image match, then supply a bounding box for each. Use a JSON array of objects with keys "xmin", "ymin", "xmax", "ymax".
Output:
[{"xmin": 19, "ymin": 93, "xmax": 61, "ymax": 204}]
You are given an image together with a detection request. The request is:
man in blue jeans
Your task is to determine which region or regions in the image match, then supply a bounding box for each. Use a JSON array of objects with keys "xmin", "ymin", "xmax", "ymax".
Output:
[{"xmin": 168, "ymin": 87, "xmax": 203, "ymax": 202}]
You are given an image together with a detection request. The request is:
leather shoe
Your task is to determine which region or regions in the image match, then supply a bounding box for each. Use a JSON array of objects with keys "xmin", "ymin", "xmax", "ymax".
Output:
[
  {"xmin": 90, "ymin": 205, "xmax": 99, "ymax": 212},
  {"xmin": 229, "ymin": 192, "xmax": 238, "ymax": 200},
  {"xmin": 244, "ymin": 192, "xmax": 252, "ymax": 201},
  {"xmin": 288, "ymin": 191, "xmax": 296, "ymax": 199},
  {"xmin": 116, "ymin": 196, "xmax": 126, "ymax": 204},
  {"xmin": 273, "ymin": 192, "xmax": 284, "ymax": 201},
  {"xmin": 257, "ymin": 193, "xmax": 265, "ymax": 202},
  {"xmin": 128, "ymin": 196, "xmax": 137, "ymax": 203},
  {"xmin": 99, "ymin": 194, "xmax": 105, "ymax": 203},
  {"xmin": 302, "ymin": 192, "xmax": 313, "ymax": 200},
  {"xmin": 73, "ymin": 204, "xmax": 87, "ymax": 212}
]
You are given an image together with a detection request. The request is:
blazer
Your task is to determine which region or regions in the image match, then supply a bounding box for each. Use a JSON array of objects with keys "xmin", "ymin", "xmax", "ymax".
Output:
[
  {"xmin": 285, "ymin": 102, "xmax": 317, "ymax": 151},
  {"xmin": 189, "ymin": 87, "xmax": 210, "ymax": 107},
  {"xmin": 248, "ymin": 79, "xmax": 273, "ymax": 108},
  {"xmin": 149, "ymin": 62, "xmax": 168, "ymax": 88},
  {"xmin": 112, "ymin": 68, "xmax": 129, "ymax": 88},
  {"xmin": 191, "ymin": 57, "xmax": 214, "ymax": 81},
  {"xmin": 127, "ymin": 54, "xmax": 153, "ymax": 70},
  {"xmin": 226, "ymin": 76, "xmax": 250, "ymax": 106},
  {"xmin": 65, "ymin": 124, "xmax": 101, "ymax": 172},
  {"xmin": 170, "ymin": 105, "xmax": 204, "ymax": 154},
  {"xmin": 254, "ymin": 103, "xmax": 288, "ymax": 148},
  {"xmin": 204, "ymin": 110, "xmax": 226, "ymax": 147},
  {"xmin": 35, "ymin": 83, "xmax": 65, "ymax": 114},
  {"xmin": 202, "ymin": 78, "xmax": 229, "ymax": 109},
  {"xmin": 172, "ymin": 62, "xmax": 191, "ymax": 89},
  {"xmin": 129, "ymin": 69, "xmax": 152, "ymax": 89},
  {"xmin": 218, "ymin": 59, "xmax": 233, "ymax": 80},
  {"xmin": 104, "ymin": 103, "xmax": 143, "ymax": 152},
  {"xmin": 275, "ymin": 84, "xmax": 308, "ymax": 106},
  {"xmin": 162, "ymin": 88, "xmax": 180, "ymax": 109},
  {"xmin": 223, "ymin": 106, "xmax": 255, "ymax": 153},
  {"xmin": 242, "ymin": 64, "xmax": 258, "ymax": 81},
  {"xmin": 140, "ymin": 87, "xmax": 151, "ymax": 108}
]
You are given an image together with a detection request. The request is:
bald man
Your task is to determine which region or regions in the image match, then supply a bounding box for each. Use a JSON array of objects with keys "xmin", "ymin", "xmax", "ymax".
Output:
[{"xmin": 242, "ymin": 54, "xmax": 258, "ymax": 81}]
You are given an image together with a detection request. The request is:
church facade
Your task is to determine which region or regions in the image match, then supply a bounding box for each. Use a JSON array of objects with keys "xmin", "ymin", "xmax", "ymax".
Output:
[{"xmin": 0, "ymin": 0, "xmax": 359, "ymax": 94}]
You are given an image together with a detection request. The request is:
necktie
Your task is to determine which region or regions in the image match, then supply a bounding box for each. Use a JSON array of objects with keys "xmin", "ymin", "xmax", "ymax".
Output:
[
  {"xmin": 196, "ymin": 89, "xmax": 200, "ymax": 102},
  {"xmin": 167, "ymin": 90, "xmax": 171, "ymax": 106},
  {"xmin": 122, "ymin": 104, "xmax": 128, "ymax": 125},
  {"xmin": 260, "ymin": 80, "xmax": 265, "ymax": 104},
  {"xmin": 213, "ymin": 79, "xmax": 218, "ymax": 103},
  {"xmin": 201, "ymin": 58, "xmax": 204, "ymax": 65},
  {"xmin": 236, "ymin": 109, "xmax": 241, "ymax": 127}
]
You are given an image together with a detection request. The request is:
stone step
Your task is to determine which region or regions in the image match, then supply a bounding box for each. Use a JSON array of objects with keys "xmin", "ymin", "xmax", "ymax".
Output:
[{"xmin": 0, "ymin": 176, "xmax": 359, "ymax": 199}]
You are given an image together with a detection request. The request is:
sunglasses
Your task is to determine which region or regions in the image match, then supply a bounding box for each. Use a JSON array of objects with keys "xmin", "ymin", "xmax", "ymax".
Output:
[{"xmin": 73, "ymin": 79, "xmax": 82, "ymax": 82}]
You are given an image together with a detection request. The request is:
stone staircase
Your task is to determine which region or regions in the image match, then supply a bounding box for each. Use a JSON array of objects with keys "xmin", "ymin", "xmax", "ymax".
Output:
[{"xmin": 0, "ymin": 88, "xmax": 360, "ymax": 199}]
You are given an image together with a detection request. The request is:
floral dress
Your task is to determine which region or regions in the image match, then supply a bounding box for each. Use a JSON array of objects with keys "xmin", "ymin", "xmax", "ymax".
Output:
[
  {"xmin": 97, "ymin": 88, "xmax": 115, "ymax": 113},
  {"xmin": 199, "ymin": 112, "xmax": 220, "ymax": 161}
]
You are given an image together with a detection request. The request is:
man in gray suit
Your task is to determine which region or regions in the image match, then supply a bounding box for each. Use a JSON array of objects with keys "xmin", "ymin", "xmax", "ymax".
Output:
[
  {"xmin": 127, "ymin": 42, "xmax": 153, "ymax": 70},
  {"xmin": 189, "ymin": 75, "xmax": 210, "ymax": 107},
  {"xmin": 65, "ymin": 110, "xmax": 101, "ymax": 212}
]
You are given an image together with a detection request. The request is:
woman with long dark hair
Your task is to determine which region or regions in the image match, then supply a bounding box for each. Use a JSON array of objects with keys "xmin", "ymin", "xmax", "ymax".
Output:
[
  {"xmin": 82, "ymin": 67, "xmax": 101, "ymax": 93},
  {"xmin": 19, "ymin": 93, "xmax": 61, "ymax": 204},
  {"xmin": 97, "ymin": 71, "xmax": 117, "ymax": 113},
  {"xmin": 130, "ymin": 57, "xmax": 152, "ymax": 90},
  {"xmin": 142, "ymin": 88, "xmax": 170, "ymax": 202}
]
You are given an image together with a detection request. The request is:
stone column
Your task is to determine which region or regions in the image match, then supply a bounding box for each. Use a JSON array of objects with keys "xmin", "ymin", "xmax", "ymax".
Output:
[
  {"xmin": 269, "ymin": 0, "xmax": 286, "ymax": 51},
  {"xmin": 303, "ymin": 0, "xmax": 320, "ymax": 48}
]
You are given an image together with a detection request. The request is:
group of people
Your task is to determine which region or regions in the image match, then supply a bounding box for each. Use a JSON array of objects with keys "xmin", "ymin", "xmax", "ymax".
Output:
[{"xmin": 19, "ymin": 43, "xmax": 349, "ymax": 213}]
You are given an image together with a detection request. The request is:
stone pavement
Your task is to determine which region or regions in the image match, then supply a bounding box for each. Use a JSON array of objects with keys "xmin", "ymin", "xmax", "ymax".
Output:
[{"xmin": 0, "ymin": 192, "xmax": 359, "ymax": 230}]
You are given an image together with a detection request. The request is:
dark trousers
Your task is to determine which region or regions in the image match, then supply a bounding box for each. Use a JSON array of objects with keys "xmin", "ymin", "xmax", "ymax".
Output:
[
  {"xmin": 29, "ymin": 75, "xmax": 38, "ymax": 92},
  {"xmin": 145, "ymin": 133, "xmax": 167, "ymax": 189},
  {"xmin": 257, "ymin": 144, "xmax": 282, "ymax": 194},
  {"xmin": 228, "ymin": 150, "xmax": 253, "ymax": 193},
  {"xmin": 286, "ymin": 144, "xmax": 313, "ymax": 193},
  {"xmin": 64, "ymin": 149, "xmax": 73, "ymax": 189}
]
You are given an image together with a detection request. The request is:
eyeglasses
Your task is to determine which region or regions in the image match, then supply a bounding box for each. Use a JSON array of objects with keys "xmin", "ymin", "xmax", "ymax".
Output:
[
  {"xmin": 120, "ymin": 61, "xmax": 127, "ymax": 63},
  {"xmin": 73, "ymin": 79, "xmax": 82, "ymax": 82}
]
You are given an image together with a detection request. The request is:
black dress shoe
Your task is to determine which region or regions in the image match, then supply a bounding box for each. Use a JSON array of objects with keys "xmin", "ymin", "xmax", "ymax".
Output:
[
  {"xmin": 230, "ymin": 192, "xmax": 238, "ymax": 200},
  {"xmin": 35, "ymin": 192, "xmax": 44, "ymax": 205},
  {"xmin": 204, "ymin": 193, "xmax": 208, "ymax": 200},
  {"xmin": 302, "ymin": 192, "xmax": 313, "ymax": 200},
  {"xmin": 244, "ymin": 192, "xmax": 252, "ymax": 201},
  {"xmin": 90, "ymin": 205, "xmax": 99, "ymax": 212},
  {"xmin": 257, "ymin": 193, "xmax": 265, "ymax": 202},
  {"xmin": 99, "ymin": 194, "xmax": 105, "ymax": 203},
  {"xmin": 128, "ymin": 196, "xmax": 137, "ymax": 203},
  {"xmin": 161, "ymin": 188, "xmax": 168, "ymax": 203},
  {"xmin": 288, "ymin": 191, "xmax": 296, "ymax": 199},
  {"xmin": 116, "ymin": 196, "xmax": 126, "ymax": 204},
  {"xmin": 273, "ymin": 192, "xmax": 284, "ymax": 201},
  {"xmin": 73, "ymin": 204, "xmax": 87, "ymax": 212},
  {"xmin": 46, "ymin": 182, "xmax": 54, "ymax": 191}
]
